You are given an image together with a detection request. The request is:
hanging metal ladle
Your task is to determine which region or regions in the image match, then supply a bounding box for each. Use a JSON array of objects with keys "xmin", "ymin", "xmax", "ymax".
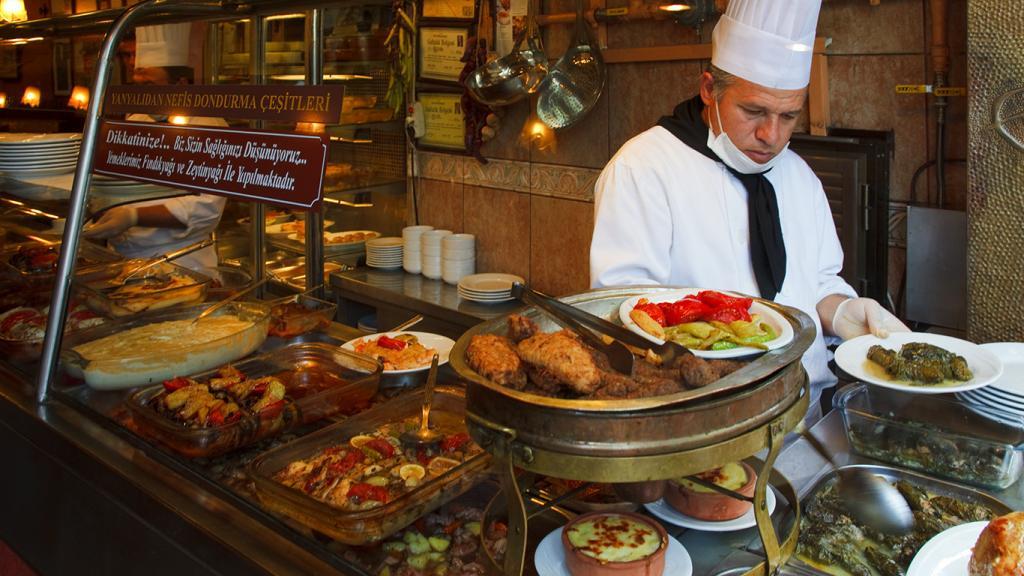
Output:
[{"xmin": 464, "ymin": 0, "xmax": 548, "ymax": 106}]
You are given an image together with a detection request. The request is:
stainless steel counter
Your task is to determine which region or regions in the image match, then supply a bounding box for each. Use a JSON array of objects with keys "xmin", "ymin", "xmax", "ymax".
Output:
[{"xmin": 329, "ymin": 268, "xmax": 523, "ymax": 339}]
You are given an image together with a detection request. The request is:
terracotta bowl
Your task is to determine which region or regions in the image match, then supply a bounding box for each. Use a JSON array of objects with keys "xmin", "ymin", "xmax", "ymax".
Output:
[
  {"xmin": 562, "ymin": 511, "xmax": 668, "ymax": 576},
  {"xmin": 664, "ymin": 461, "xmax": 756, "ymax": 521}
]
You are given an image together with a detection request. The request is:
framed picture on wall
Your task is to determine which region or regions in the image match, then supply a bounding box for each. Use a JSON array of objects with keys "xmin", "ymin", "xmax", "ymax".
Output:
[
  {"xmin": 420, "ymin": 0, "xmax": 476, "ymax": 21},
  {"xmin": 0, "ymin": 47, "xmax": 18, "ymax": 80},
  {"xmin": 415, "ymin": 90, "xmax": 466, "ymax": 152},
  {"xmin": 417, "ymin": 25, "xmax": 470, "ymax": 84},
  {"xmin": 53, "ymin": 39, "xmax": 73, "ymax": 95}
]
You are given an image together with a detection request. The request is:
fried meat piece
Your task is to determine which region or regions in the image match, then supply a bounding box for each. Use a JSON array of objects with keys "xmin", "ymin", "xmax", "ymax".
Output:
[
  {"xmin": 507, "ymin": 314, "xmax": 539, "ymax": 343},
  {"xmin": 466, "ymin": 334, "xmax": 527, "ymax": 390},
  {"xmin": 516, "ymin": 330, "xmax": 603, "ymax": 394}
]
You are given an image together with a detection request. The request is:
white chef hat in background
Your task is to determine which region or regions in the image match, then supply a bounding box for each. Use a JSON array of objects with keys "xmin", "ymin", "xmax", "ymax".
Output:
[
  {"xmin": 135, "ymin": 23, "xmax": 191, "ymax": 68},
  {"xmin": 711, "ymin": 0, "xmax": 822, "ymax": 90}
]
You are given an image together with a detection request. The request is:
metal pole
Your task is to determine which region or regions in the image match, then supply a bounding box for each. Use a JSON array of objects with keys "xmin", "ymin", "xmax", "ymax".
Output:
[
  {"xmin": 251, "ymin": 12, "xmax": 267, "ymax": 294},
  {"xmin": 304, "ymin": 7, "xmax": 325, "ymax": 298},
  {"xmin": 36, "ymin": 0, "xmax": 230, "ymax": 403}
]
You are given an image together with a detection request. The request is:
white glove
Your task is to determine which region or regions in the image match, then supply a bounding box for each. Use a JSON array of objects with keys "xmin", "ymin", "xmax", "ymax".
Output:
[
  {"xmin": 832, "ymin": 297, "xmax": 910, "ymax": 340},
  {"xmin": 83, "ymin": 206, "xmax": 137, "ymax": 239}
]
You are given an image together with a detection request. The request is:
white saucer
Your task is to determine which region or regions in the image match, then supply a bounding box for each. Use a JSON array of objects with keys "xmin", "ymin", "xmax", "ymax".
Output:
[
  {"xmin": 341, "ymin": 331, "xmax": 455, "ymax": 374},
  {"xmin": 534, "ymin": 526, "xmax": 692, "ymax": 576},
  {"xmin": 644, "ymin": 487, "xmax": 777, "ymax": 532}
]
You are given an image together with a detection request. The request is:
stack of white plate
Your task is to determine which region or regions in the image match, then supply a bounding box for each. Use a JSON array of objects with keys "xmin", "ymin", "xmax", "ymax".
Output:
[
  {"xmin": 420, "ymin": 229, "xmax": 452, "ymax": 280},
  {"xmin": 458, "ymin": 273, "xmax": 524, "ymax": 303},
  {"xmin": 402, "ymin": 225, "xmax": 433, "ymax": 274},
  {"xmin": 0, "ymin": 133, "xmax": 81, "ymax": 178},
  {"xmin": 366, "ymin": 237, "xmax": 403, "ymax": 269},
  {"xmin": 958, "ymin": 342, "xmax": 1024, "ymax": 425},
  {"xmin": 441, "ymin": 234, "xmax": 475, "ymax": 285}
]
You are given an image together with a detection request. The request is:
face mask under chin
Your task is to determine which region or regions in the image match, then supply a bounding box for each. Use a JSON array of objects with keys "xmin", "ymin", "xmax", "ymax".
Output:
[{"xmin": 706, "ymin": 99, "xmax": 788, "ymax": 175}]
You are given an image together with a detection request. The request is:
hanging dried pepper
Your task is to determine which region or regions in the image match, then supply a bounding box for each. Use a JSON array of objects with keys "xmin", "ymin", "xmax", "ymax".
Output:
[{"xmin": 384, "ymin": 0, "xmax": 416, "ymax": 116}]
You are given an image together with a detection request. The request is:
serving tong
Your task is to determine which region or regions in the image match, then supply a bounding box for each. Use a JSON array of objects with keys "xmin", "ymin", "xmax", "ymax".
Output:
[
  {"xmin": 510, "ymin": 282, "xmax": 693, "ymax": 376},
  {"xmin": 114, "ymin": 239, "xmax": 214, "ymax": 286},
  {"xmin": 190, "ymin": 277, "xmax": 269, "ymax": 325}
]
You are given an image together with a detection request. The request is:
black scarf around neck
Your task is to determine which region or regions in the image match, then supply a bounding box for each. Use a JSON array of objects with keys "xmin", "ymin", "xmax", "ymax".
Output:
[{"xmin": 657, "ymin": 95, "xmax": 787, "ymax": 301}]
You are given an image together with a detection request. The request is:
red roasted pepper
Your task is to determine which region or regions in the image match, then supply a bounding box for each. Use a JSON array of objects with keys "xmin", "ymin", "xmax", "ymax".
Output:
[
  {"xmin": 706, "ymin": 307, "xmax": 752, "ymax": 323},
  {"xmin": 0, "ymin": 310, "xmax": 41, "ymax": 334},
  {"xmin": 328, "ymin": 449, "xmax": 364, "ymax": 476},
  {"xmin": 258, "ymin": 399, "xmax": 286, "ymax": 415},
  {"xmin": 441, "ymin": 432, "xmax": 472, "ymax": 454},
  {"xmin": 364, "ymin": 437, "xmax": 396, "ymax": 458},
  {"xmin": 660, "ymin": 298, "xmax": 712, "ymax": 326},
  {"xmin": 376, "ymin": 335, "xmax": 407, "ymax": 351},
  {"xmin": 348, "ymin": 482, "xmax": 388, "ymax": 503},
  {"xmin": 696, "ymin": 291, "xmax": 753, "ymax": 312},
  {"xmin": 162, "ymin": 376, "xmax": 193, "ymax": 392},
  {"xmin": 632, "ymin": 301, "xmax": 666, "ymax": 326},
  {"xmin": 208, "ymin": 409, "xmax": 225, "ymax": 426}
]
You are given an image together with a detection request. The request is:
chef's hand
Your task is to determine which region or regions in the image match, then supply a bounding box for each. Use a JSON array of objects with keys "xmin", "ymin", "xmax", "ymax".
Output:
[
  {"xmin": 832, "ymin": 297, "xmax": 910, "ymax": 340},
  {"xmin": 83, "ymin": 206, "xmax": 137, "ymax": 239}
]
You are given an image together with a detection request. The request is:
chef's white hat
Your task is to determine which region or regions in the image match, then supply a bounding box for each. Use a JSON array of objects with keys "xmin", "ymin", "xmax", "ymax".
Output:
[
  {"xmin": 711, "ymin": 0, "xmax": 822, "ymax": 90},
  {"xmin": 135, "ymin": 23, "xmax": 191, "ymax": 68}
]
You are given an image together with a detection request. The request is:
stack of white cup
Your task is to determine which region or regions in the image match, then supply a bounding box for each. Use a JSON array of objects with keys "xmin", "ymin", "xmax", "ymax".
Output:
[
  {"xmin": 420, "ymin": 229, "xmax": 452, "ymax": 280},
  {"xmin": 402, "ymin": 225, "xmax": 433, "ymax": 274},
  {"xmin": 441, "ymin": 234, "xmax": 476, "ymax": 285}
]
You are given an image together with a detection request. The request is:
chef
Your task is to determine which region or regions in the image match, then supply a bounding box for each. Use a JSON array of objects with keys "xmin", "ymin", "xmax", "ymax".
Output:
[
  {"xmin": 83, "ymin": 23, "xmax": 225, "ymax": 272},
  {"xmin": 590, "ymin": 0, "xmax": 909, "ymax": 421}
]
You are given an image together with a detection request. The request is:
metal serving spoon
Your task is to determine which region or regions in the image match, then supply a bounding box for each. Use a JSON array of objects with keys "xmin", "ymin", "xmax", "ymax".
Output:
[
  {"xmin": 115, "ymin": 238, "xmax": 215, "ymax": 286},
  {"xmin": 400, "ymin": 353, "xmax": 441, "ymax": 451},
  {"xmin": 190, "ymin": 277, "xmax": 269, "ymax": 326},
  {"xmin": 801, "ymin": 428, "xmax": 914, "ymax": 535}
]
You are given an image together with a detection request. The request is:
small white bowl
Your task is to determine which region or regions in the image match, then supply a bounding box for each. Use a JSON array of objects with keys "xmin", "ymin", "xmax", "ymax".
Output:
[
  {"xmin": 442, "ymin": 248, "xmax": 475, "ymax": 261},
  {"xmin": 442, "ymin": 233, "xmax": 475, "ymax": 249}
]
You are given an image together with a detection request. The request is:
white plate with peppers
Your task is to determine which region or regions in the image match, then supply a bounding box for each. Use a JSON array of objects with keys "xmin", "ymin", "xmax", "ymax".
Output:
[
  {"xmin": 342, "ymin": 331, "xmax": 455, "ymax": 374},
  {"xmin": 618, "ymin": 289, "xmax": 794, "ymax": 359}
]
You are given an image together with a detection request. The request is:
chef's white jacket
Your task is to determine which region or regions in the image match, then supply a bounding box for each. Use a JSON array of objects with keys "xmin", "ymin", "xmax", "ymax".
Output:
[
  {"xmin": 591, "ymin": 126, "xmax": 857, "ymax": 416},
  {"xmin": 109, "ymin": 114, "xmax": 230, "ymax": 271}
]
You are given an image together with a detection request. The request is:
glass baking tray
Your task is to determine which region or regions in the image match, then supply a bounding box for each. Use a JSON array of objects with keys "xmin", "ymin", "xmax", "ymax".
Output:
[
  {"xmin": 75, "ymin": 261, "xmax": 211, "ymax": 318},
  {"xmin": 0, "ymin": 240, "xmax": 122, "ymax": 283},
  {"xmin": 249, "ymin": 386, "xmax": 491, "ymax": 545},
  {"xmin": 60, "ymin": 301, "xmax": 271, "ymax": 391},
  {"xmin": 126, "ymin": 343, "xmax": 382, "ymax": 458},
  {"xmin": 835, "ymin": 383, "xmax": 1024, "ymax": 489},
  {"xmin": 0, "ymin": 302, "xmax": 104, "ymax": 363},
  {"xmin": 266, "ymin": 293, "xmax": 337, "ymax": 338}
]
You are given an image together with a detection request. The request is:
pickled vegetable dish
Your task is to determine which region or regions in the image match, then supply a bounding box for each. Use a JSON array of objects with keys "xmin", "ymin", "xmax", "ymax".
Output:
[
  {"xmin": 630, "ymin": 291, "xmax": 777, "ymax": 350},
  {"xmin": 272, "ymin": 418, "xmax": 480, "ymax": 512}
]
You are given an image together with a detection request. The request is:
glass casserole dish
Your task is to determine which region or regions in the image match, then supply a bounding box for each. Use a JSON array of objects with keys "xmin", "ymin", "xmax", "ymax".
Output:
[
  {"xmin": 266, "ymin": 292, "xmax": 337, "ymax": 338},
  {"xmin": 75, "ymin": 261, "xmax": 211, "ymax": 318},
  {"xmin": 61, "ymin": 301, "xmax": 271, "ymax": 391},
  {"xmin": 126, "ymin": 343, "xmax": 382, "ymax": 458},
  {"xmin": 835, "ymin": 383, "xmax": 1024, "ymax": 489},
  {"xmin": 0, "ymin": 300, "xmax": 104, "ymax": 362},
  {"xmin": 0, "ymin": 240, "xmax": 122, "ymax": 283},
  {"xmin": 249, "ymin": 386, "xmax": 491, "ymax": 544}
]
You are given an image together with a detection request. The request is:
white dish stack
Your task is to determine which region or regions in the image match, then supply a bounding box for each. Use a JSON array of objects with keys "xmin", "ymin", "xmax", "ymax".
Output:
[
  {"xmin": 402, "ymin": 225, "xmax": 433, "ymax": 274},
  {"xmin": 365, "ymin": 237, "xmax": 403, "ymax": 269},
  {"xmin": 420, "ymin": 229, "xmax": 452, "ymax": 280},
  {"xmin": 441, "ymin": 234, "xmax": 476, "ymax": 285},
  {"xmin": 457, "ymin": 273, "xmax": 525, "ymax": 303}
]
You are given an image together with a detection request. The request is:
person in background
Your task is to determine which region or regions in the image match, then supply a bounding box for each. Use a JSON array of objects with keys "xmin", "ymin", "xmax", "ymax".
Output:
[
  {"xmin": 84, "ymin": 23, "xmax": 225, "ymax": 271},
  {"xmin": 589, "ymin": 0, "xmax": 909, "ymax": 423}
]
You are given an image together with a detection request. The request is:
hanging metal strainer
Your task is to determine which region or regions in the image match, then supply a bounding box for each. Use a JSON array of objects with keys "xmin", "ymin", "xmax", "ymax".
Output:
[{"xmin": 993, "ymin": 86, "xmax": 1024, "ymax": 152}]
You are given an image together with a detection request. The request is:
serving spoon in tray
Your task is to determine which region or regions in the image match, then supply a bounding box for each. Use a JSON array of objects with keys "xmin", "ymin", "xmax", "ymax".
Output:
[
  {"xmin": 400, "ymin": 353, "xmax": 442, "ymax": 451},
  {"xmin": 113, "ymin": 238, "xmax": 215, "ymax": 286}
]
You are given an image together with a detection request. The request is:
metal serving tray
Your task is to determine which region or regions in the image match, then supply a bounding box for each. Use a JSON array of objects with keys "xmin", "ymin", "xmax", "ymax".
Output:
[{"xmin": 788, "ymin": 463, "xmax": 1012, "ymax": 575}]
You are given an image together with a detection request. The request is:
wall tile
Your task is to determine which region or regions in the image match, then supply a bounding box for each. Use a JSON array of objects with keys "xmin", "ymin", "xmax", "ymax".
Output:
[
  {"xmin": 480, "ymin": 98, "xmax": 532, "ymax": 161},
  {"xmin": 828, "ymin": 54, "xmax": 929, "ymax": 204},
  {"xmin": 417, "ymin": 151, "xmax": 464, "ymax": 183},
  {"xmin": 532, "ymin": 87, "xmax": 611, "ymax": 168},
  {"xmin": 530, "ymin": 195, "xmax": 594, "ymax": 295},
  {"xmin": 608, "ymin": 60, "xmax": 704, "ymax": 153},
  {"xmin": 463, "ymin": 185, "xmax": 532, "ymax": 279},
  {"xmin": 464, "ymin": 156, "xmax": 531, "ymax": 192},
  {"xmin": 530, "ymin": 162, "xmax": 600, "ymax": 201},
  {"xmin": 818, "ymin": 0, "xmax": 925, "ymax": 55},
  {"xmin": 416, "ymin": 178, "xmax": 465, "ymax": 232}
]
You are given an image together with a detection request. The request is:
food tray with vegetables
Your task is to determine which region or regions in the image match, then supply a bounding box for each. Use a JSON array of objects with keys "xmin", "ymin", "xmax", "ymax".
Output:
[
  {"xmin": 793, "ymin": 464, "xmax": 1011, "ymax": 576},
  {"xmin": 126, "ymin": 343, "xmax": 382, "ymax": 458},
  {"xmin": 835, "ymin": 383, "xmax": 1024, "ymax": 489},
  {"xmin": 0, "ymin": 241, "xmax": 121, "ymax": 282},
  {"xmin": 0, "ymin": 301, "xmax": 104, "ymax": 362},
  {"xmin": 619, "ymin": 289, "xmax": 794, "ymax": 358},
  {"xmin": 249, "ymin": 386, "xmax": 490, "ymax": 544}
]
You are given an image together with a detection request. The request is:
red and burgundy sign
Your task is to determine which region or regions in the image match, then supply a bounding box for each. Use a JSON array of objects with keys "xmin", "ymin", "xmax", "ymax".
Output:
[{"xmin": 93, "ymin": 120, "xmax": 329, "ymax": 209}]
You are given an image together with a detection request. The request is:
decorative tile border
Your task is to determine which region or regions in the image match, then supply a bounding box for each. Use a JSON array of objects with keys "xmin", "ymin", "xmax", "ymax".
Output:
[{"xmin": 415, "ymin": 150, "xmax": 600, "ymax": 202}]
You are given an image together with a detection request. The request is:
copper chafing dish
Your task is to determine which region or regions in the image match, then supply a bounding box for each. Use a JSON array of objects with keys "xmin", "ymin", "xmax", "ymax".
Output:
[{"xmin": 449, "ymin": 286, "xmax": 817, "ymax": 576}]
